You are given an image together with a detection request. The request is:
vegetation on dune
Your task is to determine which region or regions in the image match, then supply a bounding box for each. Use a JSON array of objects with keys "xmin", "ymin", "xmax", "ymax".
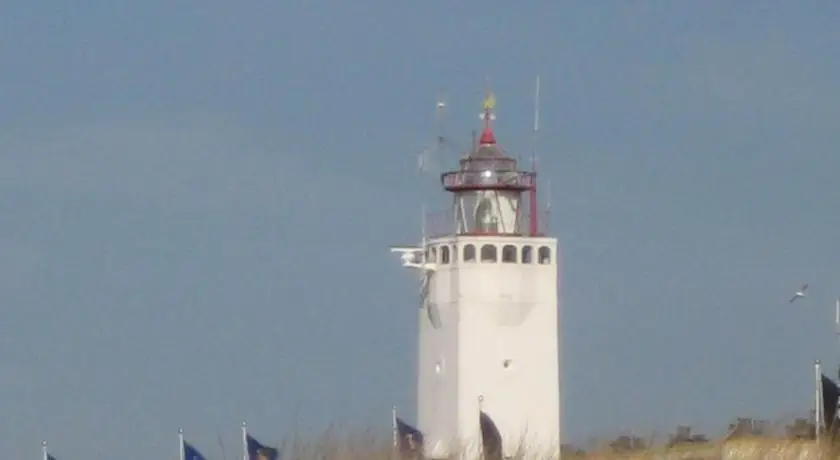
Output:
[
  {"xmin": 569, "ymin": 415, "xmax": 817, "ymax": 455},
  {"xmin": 235, "ymin": 415, "xmax": 832, "ymax": 460}
]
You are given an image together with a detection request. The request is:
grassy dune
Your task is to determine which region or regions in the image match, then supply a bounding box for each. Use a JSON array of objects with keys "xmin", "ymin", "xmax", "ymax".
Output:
[
  {"xmin": 245, "ymin": 415, "xmax": 835, "ymax": 460},
  {"xmin": 246, "ymin": 433, "xmax": 834, "ymax": 460}
]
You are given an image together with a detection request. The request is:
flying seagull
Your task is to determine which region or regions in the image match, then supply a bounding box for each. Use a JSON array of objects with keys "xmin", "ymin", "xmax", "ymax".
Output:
[{"xmin": 790, "ymin": 283, "xmax": 809, "ymax": 303}]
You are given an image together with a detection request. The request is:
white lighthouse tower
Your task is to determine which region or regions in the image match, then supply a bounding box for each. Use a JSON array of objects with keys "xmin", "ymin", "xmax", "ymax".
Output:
[{"xmin": 391, "ymin": 89, "xmax": 561, "ymax": 459}]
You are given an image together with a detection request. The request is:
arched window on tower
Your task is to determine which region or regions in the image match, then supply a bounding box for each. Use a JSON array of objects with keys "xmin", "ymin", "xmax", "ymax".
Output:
[
  {"xmin": 481, "ymin": 244, "xmax": 498, "ymax": 263},
  {"xmin": 522, "ymin": 245, "xmax": 533, "ymax": 264},
  {"xmin": 441, "ymin": 245, "xmax": 450, "ymax": 264},
  {"xmin": 538, "ymin": 246, "xmax": 551, "ymax": 265},
  {"xmin": 502, "ymin": 245, "xmax": 517, "ymax": 263},
  {"xmin": 430, "ymin": 246, "xmax": 437, "ymax": 263},
  {"xmin": 464, "ymin": 244, "xmax": 476, "ymax": 262}
]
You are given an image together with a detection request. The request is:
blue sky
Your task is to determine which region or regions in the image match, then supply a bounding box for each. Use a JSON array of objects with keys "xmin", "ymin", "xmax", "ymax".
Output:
[{"xmin": 2, "ymin": 1, "xmax": 840, "ymax": 458}]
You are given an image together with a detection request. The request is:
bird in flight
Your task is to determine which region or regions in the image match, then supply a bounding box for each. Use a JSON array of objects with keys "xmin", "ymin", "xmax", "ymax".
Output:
[{"xmin": 790, "ymin": 283, "xmax": 809, "ymax": 303}]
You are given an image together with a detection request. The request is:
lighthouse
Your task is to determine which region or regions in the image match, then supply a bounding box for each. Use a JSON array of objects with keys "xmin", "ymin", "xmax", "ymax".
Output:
[{"xmin": 391, "ymin": 88, "xmax": 561, "ymax": 458}]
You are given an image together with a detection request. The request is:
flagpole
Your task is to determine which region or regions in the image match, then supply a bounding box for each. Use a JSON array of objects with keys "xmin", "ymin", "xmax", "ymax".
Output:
[
  {"xmin": 477, "ymin": 395, "xmax": 485, "ymax": 460},
  {"xmin": 179, "ymin": 428, "xmax": 186, "ymax": 460},
  {"xmin": 241, "ymin": 420, "xmax": 248, "ymax": 460},
  {"xmin": 835, "ymin": 299, "xmax": 840, "ymax": 366},
  {"xmin": 42, "ymin": 440, "xmax": 48, "ymax": 460},
  {"xmin": 392, "ymin": 405, "xmax": 398, "ymax": 451},
  {"xmin": 816, "ymin": 360, "xmax": 823, "ymax": 441},
  {"xmin": 835, "ymin": 298, "xmax": 839, "ymax": 337}
]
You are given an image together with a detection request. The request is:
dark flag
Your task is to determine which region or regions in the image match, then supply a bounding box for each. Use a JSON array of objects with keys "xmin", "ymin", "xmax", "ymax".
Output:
[
  {"xmin": 183, "ymin": 440, "xmax": 209, "ymax": 460},
  {"xmin": 47, "ymin": 455, "xmax": 57, "ymax": 460},
  {"xmin": 480, "ymin": 411, "xmax": 503, "ymax": 460},
  {"xmin": 396, "ymin": 416, "xmax": 424, "ymax": 456},
  {"xmin": 823, "ymin": 373, "xmax": 840, "ymax": 436},
  {"xmin": 246, "ymin": 434, "xmax": 279, "ymax": 460}
]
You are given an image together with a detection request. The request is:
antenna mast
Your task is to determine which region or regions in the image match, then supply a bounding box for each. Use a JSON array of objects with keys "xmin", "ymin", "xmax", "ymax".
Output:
[
  {"xmin": 529, "ymin": 75, "xmax": 541, "ymax": 236},
  {"xmin": 421, "ymin": 203, "xmax": 427, "ymax": 248},
  {"xmin": 418, "ymin": 93, "xmax": 447, "ymax": 175},
  {"xmin": 436, "ymin": 93, "xmax": 446, "ymax": 153},
  {"xmin": 533, "ymin": 75, "xmax": 541, "ymax": 146},
  {"xmin": 544, "ymin": 178, "xmax": 552, "ymax": 233},
  {"xmin": 418, "ymin": 93, "xmax": 447, "ymax": 247}
]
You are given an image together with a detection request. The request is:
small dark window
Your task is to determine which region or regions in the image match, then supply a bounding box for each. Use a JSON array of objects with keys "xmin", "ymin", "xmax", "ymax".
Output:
[
  {"xmin": 538, "ymin": 246, "xmax": 551, "ymax": 264},
  {"xmin": 481, "ymin": 244, "xmax": 497, "ymax": 263},
  {"xmin": 522, "ymin": 246, "xmax": 533, "ymax": 264},
  {"xmin": 430, "ymin": 247, "xmax": 437, "ymax": 263},
  {"xmin": 502, "ymin": 245, "xmax": 517, "ymax": 263},
  {"xmin": 464, "ymin": 244, "xmax": 476, "ymax": 262},
  {"xmin": 441, "ymin": 246, "xmax": 450, "ymax": 264}
]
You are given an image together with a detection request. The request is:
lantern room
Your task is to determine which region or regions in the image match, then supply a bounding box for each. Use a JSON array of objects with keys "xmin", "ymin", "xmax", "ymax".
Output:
[{"xmin": 439, "ymin": 90, "xmax": 538, "ymax": 236}]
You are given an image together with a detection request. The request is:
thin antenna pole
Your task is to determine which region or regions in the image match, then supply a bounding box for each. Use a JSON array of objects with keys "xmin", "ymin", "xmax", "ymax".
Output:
[
  {"xmin": 529, "ymin": 75, "xmax": 541, "ymax": 236},
  {"xmin": 421, "ymin": 204, "xmax": 427, "ymax": 246},
  {"xmin": 418, "ymin": 94, "xmax": 445, "ymax": 243},
  {"xmin": 436, "ymin": 94, "xmax": 446, "ymax": 152},
  {"xmin": 544, "ymin": 178, "xmax": 552, "ymax": 233},
  {"xmin": 42, "ymin": 440, "xmax": 48, "ymax": 460},
  {"xmin": 533, "ymin": 75, "xmax": 541, "ymax": 138},
  {"xmin": 420, "ymin": 94, "xmax": 447, "ymax": 175},
  {"xmin": 816, "ymin": 360, "xmax": 823, "ymax": 441}
]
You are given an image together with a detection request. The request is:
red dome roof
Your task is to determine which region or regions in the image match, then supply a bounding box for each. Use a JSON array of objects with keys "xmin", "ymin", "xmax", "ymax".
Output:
[{"xmin": 479, "ymin": 126, "xmax": 496, "ymax": 145}]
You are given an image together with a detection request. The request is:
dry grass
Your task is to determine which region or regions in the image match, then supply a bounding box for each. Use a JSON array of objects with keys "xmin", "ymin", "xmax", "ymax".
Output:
[
  {"xmin": 247, "ymin": 431, "xmax": 835, "ymax": 460},
  {"xmin": 250, "ymin": 416, "xmax": 839, "ymax": 460}
]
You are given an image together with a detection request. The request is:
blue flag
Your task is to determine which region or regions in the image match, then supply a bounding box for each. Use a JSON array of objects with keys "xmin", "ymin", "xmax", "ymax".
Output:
[
  {"xmin": 246, "ymin": 433, "xmax": 279, "ymax": 460},
  {"xmin": 396, "ymin": 417, "xmax": 424, "ymax": 455},
  {"xmin": 47, "ymin": 455, "xmax": 57, "ymax": 460},
  {"xmin": 183, "ymin": 440, "xmax": 208, "ymax": 460},
  {"xmin": 479, "ymin": 411, "xmax": 503, "ymax": 460}
]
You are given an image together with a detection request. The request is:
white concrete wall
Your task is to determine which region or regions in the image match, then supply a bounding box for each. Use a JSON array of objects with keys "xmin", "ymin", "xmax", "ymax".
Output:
[
  {"xmin": 417, "ymin": 236, "xmax": 561, "ymax": 458},
  {"xmin": 418, "ymin": 238, "xmax": 460, "ymax": 457}
]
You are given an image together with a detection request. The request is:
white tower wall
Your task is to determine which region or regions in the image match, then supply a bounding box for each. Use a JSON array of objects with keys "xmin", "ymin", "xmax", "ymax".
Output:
[{"xmin": 417, "ymin": 236, "xmax": 561, "ymax": 458}]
